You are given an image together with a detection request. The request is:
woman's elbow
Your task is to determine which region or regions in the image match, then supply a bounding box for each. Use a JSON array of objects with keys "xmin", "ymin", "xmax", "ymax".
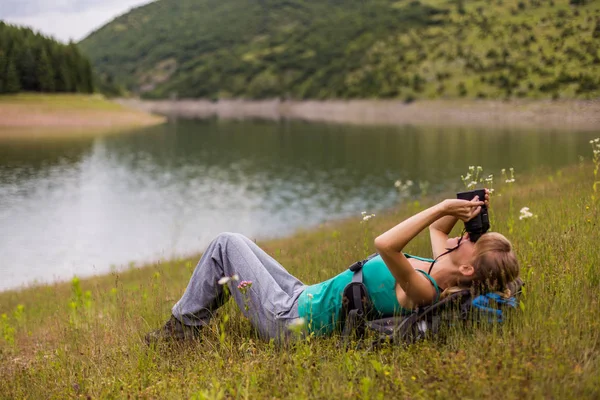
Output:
[{"xmin": 374, "ymin": 236, "xmax": 390, "ymax": 253}]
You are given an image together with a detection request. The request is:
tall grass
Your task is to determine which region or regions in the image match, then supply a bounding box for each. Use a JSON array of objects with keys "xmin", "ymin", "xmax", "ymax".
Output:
[
  {"xmin": 0, "ymin": 160, "xmax": 598, "ymax": 398},
  {"xmin": 0, "ymin": 93, "xmax": 125, "ymax": 111}
]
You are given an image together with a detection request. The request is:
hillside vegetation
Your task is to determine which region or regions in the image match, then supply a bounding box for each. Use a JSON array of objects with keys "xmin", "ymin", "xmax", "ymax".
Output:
[{"xmin": 80, "ymin": 0, "xmax": 600, "ymax": 101}]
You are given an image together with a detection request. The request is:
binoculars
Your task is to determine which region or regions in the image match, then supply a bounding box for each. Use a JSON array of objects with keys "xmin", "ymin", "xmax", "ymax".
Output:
[{"xmin": 456, "ymin": 189, "xmax": 490, "ymax": 242}]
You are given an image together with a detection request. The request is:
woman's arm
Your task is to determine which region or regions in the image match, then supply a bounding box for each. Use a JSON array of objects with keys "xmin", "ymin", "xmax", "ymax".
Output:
[
  {"xmin": 374, "ymin": 198, "xmax": 483, "ymax": 305},
  {"xmin": 429, "ymin": 215, "xmax": 459, "ymax": 258}
]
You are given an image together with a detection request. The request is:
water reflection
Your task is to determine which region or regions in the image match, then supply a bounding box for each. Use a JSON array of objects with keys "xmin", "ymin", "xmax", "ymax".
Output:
[{"xmin": 0, "ymin": 120, "xmax": 596, "ymax": 290}]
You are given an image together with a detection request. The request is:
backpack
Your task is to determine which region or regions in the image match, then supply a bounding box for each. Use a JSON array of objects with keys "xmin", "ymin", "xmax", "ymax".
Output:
[{"xmin": 341, "ymin": 253, "xmax": 524, "ymax": 348}]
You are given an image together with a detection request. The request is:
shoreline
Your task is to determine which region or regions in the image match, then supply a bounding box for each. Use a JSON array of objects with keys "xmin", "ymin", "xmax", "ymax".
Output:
[
  {"xmin": 118, "ymin": 98, "xmax": 600, "ymax": 131},
  {"xmin": 0, "ymin": 94, "xmax": 165, "ymax": 138}
]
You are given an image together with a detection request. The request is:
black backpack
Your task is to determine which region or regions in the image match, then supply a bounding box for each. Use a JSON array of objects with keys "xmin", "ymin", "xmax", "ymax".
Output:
[{"xmin": 341, "ymin": 253, "xmax": 524, "ymax": 348}]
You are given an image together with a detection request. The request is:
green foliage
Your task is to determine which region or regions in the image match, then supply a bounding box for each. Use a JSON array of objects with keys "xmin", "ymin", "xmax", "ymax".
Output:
[
  {"xmin": 0, "ymin": 22, "xmax": 94, "ymax": 94},
  {"xmin": 0, "ymin": 313, "xmax": 15, "ymax": 346},
  {"xmin": 5, "ymin": 58, "xmax": 21, "ymax": 93},
  {"xmin": 68, "ymin": 277, "xmax": 93, "ymax": 326},
  {"xmin": 80, "ymin": 0, "xmax": 600, "ymax": 100},
  {"xmin": 36, "ymin": 48, "xmax": 55, "ymax": 92}
]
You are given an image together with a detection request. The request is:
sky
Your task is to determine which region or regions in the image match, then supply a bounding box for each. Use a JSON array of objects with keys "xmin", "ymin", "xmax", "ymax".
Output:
[{"xmin": 0, "ymin": 0, "xmax": 153, "ymax": 43}]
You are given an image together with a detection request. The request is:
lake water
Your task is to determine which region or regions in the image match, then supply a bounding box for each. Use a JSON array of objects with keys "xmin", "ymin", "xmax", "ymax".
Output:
[{"xmin": 0, "ymin": 119, "xmax": 597, "ymax": 291}]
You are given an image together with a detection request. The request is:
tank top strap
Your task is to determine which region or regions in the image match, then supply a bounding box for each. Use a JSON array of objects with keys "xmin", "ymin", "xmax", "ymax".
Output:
[
  {"xmin": 415, "ymin": 269, "xmax": 441, "ymax": 303},
  {"xmin": 404, "ymin": 253, "xmax": 435, "ymax": 263}
]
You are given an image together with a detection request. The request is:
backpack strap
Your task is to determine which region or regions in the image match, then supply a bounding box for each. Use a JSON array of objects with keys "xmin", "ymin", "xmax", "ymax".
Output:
[
  {"xmin": 368, "ymin": 289, "xmax": 472, "ymax": 349},
  {"xmin": 348, "ymin": 252, "xmax": 378, "ymax": 272},
  {"xmin": 350, "ymin": 267, "xmax": 364, "ymax": 308},
  {"xmin": 341, "ymin": 254, "xmax": 377, "ymax": 343}
]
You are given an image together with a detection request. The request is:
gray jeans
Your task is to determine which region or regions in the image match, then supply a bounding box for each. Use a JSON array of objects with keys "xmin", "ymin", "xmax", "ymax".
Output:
[{"xmin": 172, "ymin": 232, "xmax": 306, "ymax": 342}]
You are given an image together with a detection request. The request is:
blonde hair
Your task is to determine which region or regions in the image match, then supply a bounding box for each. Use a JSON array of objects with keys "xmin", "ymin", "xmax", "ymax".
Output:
[{"xmin": 441, "ymin": 232, "xmax": 519, "ymax": 299}]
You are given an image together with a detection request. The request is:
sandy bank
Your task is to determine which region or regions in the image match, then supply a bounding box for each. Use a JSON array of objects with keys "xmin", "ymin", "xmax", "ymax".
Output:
[
  {"xmin": 118, "ymin": 98, "xmax": 600, "ymax": 131},
  {"xmin": 0, "ymin": 94, "xmax": 165, "ymax": 138}
]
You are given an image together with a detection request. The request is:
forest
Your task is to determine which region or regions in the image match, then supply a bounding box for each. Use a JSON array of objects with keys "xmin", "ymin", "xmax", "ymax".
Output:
[
  {"xmin": 79, "ymin": 0, "xmax": 600, "ymax": 101},
  {"xmin": 0, "ymin": 22, "xmax": 94, "ymax": 95}
]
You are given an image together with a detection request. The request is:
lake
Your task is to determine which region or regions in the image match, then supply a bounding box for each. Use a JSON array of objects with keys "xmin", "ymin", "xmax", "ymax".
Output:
[{"xmin": 0, "ymin": 119, "xmax": 597, "ymax": 291}]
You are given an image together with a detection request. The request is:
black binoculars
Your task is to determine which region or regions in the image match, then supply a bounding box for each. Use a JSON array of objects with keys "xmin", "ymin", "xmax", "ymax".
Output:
[{"xmin": 456, "ymin": 189, "xmax": 490, "ymax": 242}]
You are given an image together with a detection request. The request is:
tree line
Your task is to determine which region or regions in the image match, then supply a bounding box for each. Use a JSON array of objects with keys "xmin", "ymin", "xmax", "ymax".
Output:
[{"xmin": 0, "ymin": 22, "xmax": 94, "ymax": 94}]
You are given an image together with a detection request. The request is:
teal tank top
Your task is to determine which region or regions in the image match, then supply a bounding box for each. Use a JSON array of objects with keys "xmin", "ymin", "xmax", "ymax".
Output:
[{"xmin": 297, "ymin": 254, "xmax": 440, "ymax": 336}]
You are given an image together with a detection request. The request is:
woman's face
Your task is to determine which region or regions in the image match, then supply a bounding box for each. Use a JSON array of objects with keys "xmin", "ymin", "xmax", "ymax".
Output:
[{"xmin": 447, "ymin": 232, "xmax": 477, "ymax": 266}]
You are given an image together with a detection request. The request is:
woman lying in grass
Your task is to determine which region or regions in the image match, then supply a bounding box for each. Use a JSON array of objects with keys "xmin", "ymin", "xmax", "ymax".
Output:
[{"xmin": 146, "ymin": 189, "xmax": 519, "ymax": 344}]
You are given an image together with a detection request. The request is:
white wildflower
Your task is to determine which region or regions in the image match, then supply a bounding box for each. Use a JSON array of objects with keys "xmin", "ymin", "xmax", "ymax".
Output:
[
  {"xmin": 231, "ymin": 274, "xmax": 239, "ymax": 281},
  {"xmin": 218, "ymin": 277, "xmax": 231, "ymax": 285},
  {"xmin": 394, "ymin": 180, "xmax": 401, "ymax": 188},
  {"xmin": 463, "ymin": 173, "xmax": 472, "ymax": 180},
  {"xmin": 519, "ymin": 207, "xmax": 535, "ymax": 220},
  {"xmin": 361, "ymin": 211, "xmax": 367, "ymax": 216},
  {"xmin": 476, "ymin": 166, "xmax": 483, "ymax": 172},
  {"xmin": 362, "ymin": 213, "xmax": 376, "ymax": 222},
  {"xmin": 406, "ymin": 180, "xmax": 414, "ymax": 187}
]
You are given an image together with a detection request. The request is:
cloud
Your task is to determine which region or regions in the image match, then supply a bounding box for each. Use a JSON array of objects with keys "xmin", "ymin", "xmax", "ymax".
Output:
[
  {"xmin": 1, "ymin": 0, "xmax": 151, "ymax": 42},
  {"xmin": 1, "ymin": 0, "xmax": 145, "ymax": 18}
]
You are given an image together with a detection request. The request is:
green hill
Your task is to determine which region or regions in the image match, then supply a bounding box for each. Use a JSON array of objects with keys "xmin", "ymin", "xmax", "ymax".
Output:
[{"xmin": 79, "ymin": 0, "xmax": 600, "ymax": 101}]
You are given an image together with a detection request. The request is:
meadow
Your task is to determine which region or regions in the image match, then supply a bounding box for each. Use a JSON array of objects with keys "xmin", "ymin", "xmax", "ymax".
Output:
[
  {"xmin": 0, "ymin": 142, "xmax": 599, "ymax": 398},
  {"xmin": 0, "ymin": 93, "xmax": 165, "ymax": 134},
  {"xmin": 0, "ymin": 93, "xmax": 125, "ymax": 111}
]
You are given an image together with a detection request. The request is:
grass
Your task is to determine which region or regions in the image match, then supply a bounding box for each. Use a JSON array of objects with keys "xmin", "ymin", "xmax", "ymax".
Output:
[
  {"xmin": 0, "ymin": 93, "xmax": 126, "ymax": 112},
  {"xmin": 0, "ymin": 92, "xmax": 165, "ymax": 136},
  {"xmin": 1, "ymin": 156, "xmax": 599, "ymax": 398}
]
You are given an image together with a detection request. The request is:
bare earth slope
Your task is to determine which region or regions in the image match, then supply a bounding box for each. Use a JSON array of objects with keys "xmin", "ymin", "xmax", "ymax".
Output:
[{"xmin": 119, "ymin": 98, "xmax": 600, "ymax": 132}]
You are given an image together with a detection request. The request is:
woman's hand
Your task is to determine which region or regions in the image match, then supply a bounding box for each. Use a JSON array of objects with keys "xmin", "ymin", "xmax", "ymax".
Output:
[
  {"xmin": 442, "ymin": 196, "xmax": 484, "ymax": 222},
  {"xmin": 484, "ymin": 188, "xmax": 490, "ymax": 208}
]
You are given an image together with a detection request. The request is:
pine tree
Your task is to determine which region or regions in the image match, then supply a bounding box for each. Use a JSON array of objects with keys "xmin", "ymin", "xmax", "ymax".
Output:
[
  {"xmin": 5, "ymin": 57, "xmax": 21, "ymax": 93},
  {"xmin": 18, "ymin": 47, "xmax": 37, "ymax": 91},
  {"xmin": 81, "ymin": 58, "xmax": 94, "ymax": 93},
  {"xmin": 0, "ymin": 50, "xmax": 6, "ymax": 93},
  {"xmin": 56, "ymin": 58, "xmax": 73, "ymax": 92},
  {"xmin": 36, "ymin": 47, "xmax": 55, "ymax": 92}
]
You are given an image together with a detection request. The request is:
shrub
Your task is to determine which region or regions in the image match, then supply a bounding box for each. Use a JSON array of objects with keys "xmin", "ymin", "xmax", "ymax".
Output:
[{"xmin": 457, "ymin": 81, "xmax": 467, "ymax": 96}]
